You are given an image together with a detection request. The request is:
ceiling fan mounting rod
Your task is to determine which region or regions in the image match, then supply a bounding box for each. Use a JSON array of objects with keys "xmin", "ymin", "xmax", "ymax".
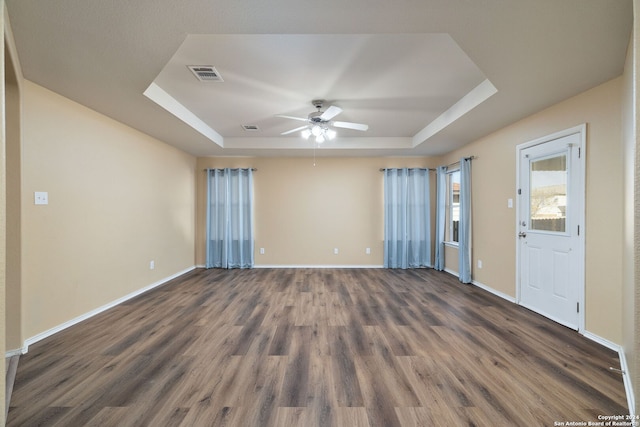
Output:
[{"xmin": 312, "ymin": 99, "xmax": 325, "ymax": 110}]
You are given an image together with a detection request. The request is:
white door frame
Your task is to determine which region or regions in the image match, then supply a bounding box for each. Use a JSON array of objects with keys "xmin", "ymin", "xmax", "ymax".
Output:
[{"xmin": 515, "ymin": 124, "xmax": 586, "ymax": 332}]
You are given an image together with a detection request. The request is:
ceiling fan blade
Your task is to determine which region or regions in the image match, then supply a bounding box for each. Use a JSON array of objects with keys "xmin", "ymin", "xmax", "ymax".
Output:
[
  {"xmin": 320, "ymin": 105, "xmax": 343, "ymax": 121},
  {"xmin": 333, "ymin": 121, "xmax": 369, "ymax": 131},
  {"xmin": 281, "ymin": 125, "xmax": 309, "ymax": 135},
  {"xmin": 275, "ymin": 114, "xmax": 308, "ymax": 122}
]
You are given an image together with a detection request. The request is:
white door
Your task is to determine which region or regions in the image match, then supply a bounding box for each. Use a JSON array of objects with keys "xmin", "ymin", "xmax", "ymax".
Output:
[{"xmin": 517, "ymin": 128, "xmax": 584, "ymax": 331}]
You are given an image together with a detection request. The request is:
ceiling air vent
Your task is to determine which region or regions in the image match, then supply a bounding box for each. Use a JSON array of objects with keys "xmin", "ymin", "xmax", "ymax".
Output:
[
  {"xmin": 187, "ymin": 66, "xmax": 224, "ymax": 82},
  {"xmin": 242, "ymin": 125, "xmax": 260, "ymax": 132}
]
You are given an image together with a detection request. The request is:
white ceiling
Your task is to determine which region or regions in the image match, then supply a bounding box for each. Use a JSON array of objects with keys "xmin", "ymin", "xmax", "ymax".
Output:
[{"xmin": 5, "ymin": 0, "xmax": 633, "ymax": 157}]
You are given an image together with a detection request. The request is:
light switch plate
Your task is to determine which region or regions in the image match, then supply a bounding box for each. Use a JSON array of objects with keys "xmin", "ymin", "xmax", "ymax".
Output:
[{"xmin": 34, "ymin": 191, "xmax": 48, "ymax": 205}]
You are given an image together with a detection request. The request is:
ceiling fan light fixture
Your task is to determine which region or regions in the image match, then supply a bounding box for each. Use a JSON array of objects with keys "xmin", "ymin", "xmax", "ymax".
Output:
[
  {"xmin": 311, "ymin": 125, "xmax": 322, "ymax": 136},
  {"xmin": 301, "ymin": 125, "xmax": 333, "ymax": 142},
  {"xmin": 279, "ymin": 100, "xmax": 368, "ymax": 143}
]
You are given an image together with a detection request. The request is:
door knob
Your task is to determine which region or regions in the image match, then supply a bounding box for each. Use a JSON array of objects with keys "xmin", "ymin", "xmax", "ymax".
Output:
[{"xmin": 518, "ymin": 231, "xmax": 527, "ymax": 238}]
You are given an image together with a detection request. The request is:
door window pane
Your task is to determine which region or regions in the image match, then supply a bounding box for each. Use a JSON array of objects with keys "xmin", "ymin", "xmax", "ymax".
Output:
[{"xmin": 529, "ymin": 154, "xmax": 567, "ymax": 232}]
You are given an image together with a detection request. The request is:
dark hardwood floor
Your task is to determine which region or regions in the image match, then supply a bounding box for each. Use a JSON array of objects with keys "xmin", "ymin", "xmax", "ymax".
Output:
[{"xmin": 7, "ymin": 268, "xmax": 628, "ymax": 426}]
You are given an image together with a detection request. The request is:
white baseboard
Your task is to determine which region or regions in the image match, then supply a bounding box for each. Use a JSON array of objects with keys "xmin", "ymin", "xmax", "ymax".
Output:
[
  {"xmin": 471, "ymin": 279, "xmax": 517, "ymax": 303},
  {"xmin": 444, "ymin": 268, "xmax": 459, "ymax": 277},
  {"xmin": 618, "ymin": 347, "xmax": 636, "ymax": 417},
  {"xmin": 5, "ymin": 347, "xmax": 26, "ymax": 358},
  {"xmin": 441, "ymin": 270, "xmax": 518, "ymax": 304},
  {"xmin": 582, "ymin": 331, "xmax": 619, "ymax": 352},
  {"xmin": 253, "ymin": 264, "xmax": 384, "ymax": 269},
  {"xmin": 15, "ymin": 266, "xmax": 196, "ymax": 355}
]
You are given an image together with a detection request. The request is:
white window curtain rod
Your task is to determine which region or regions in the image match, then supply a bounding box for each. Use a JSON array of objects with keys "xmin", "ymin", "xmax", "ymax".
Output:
[
  {"xmin": 379, "ymin": 167, "xmax": 435, "ymax": 172},
  {"xmin": 378, "ymin": 158, "xmax": 476, "ymax": 173},
  {"xmin": 440, "ymin": 156, "xmax": 477, "ymax": 170},
  {"xmin": 204, "ymin": 168, "xmax": 257, "ymax": 171}
]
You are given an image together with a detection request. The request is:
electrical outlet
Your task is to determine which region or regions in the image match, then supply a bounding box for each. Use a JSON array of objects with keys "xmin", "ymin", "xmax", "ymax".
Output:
[
  {"xmin": 260, "ymin": 248, "xmax": 265, "ymax": 255},
  {"xmin": 365, "ymin": 247, "xmax": 371, "ymax": 255},
  {"xmin": 334, "ymin": 248, "xmax": 339, "ymax": 255},
  {"xmin": 34, "ymin": 191, "xmax": 48, "ymax": 205},
  {"xmin": 477, "ymin": 260, "xmax": 483, "ymax": 269},
  {"xmin": 150, "ymin": 260, "xmax": 155, "ymax": 270}
]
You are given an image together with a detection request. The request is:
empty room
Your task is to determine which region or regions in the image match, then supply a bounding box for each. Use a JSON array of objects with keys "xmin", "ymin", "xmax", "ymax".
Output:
[{"xmin": 2, "ymin": 1, "xmax": 639, "ymax": 426}]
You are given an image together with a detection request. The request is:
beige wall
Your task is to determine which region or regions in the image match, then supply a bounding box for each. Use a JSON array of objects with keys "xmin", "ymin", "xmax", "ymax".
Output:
[
  {"xmin": 444, "ymin": 244, "xmax": 459, "ymax": 274},
  {"xmin": 440, "ymin": 77, "xmax": 624, "ymax": 343},
  {"xmin": 5, "ymin": 21, "xmax": 21, "ymax": 352},
  {"xmin": 196, "ymin": 156, "xmax": 439, "ymax": 267},
  {"xmin": 20, "ymin": 81, "xmax": 197, "ymax": 340}
]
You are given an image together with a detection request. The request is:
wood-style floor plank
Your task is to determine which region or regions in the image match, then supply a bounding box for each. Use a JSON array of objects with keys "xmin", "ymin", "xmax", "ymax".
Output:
[{"xmin": 7, "ymin": 268, "xmax": 628, "ymax": 426}]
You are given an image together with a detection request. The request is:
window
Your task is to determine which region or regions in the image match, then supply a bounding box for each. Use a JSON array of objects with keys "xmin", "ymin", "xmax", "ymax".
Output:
[
  {"xmin": 529, "ymin": 154, "xmax": 567, "ymax": 233},
  {"xmin": 445, "ymin": 169, "xmax": 460, "ymax": 243}
]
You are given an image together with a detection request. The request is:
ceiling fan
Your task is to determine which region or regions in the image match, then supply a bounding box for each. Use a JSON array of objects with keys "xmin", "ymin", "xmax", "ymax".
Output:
[{"xmin": 277, "ymin": 100, "xmax": 369, "ymax": 143}]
